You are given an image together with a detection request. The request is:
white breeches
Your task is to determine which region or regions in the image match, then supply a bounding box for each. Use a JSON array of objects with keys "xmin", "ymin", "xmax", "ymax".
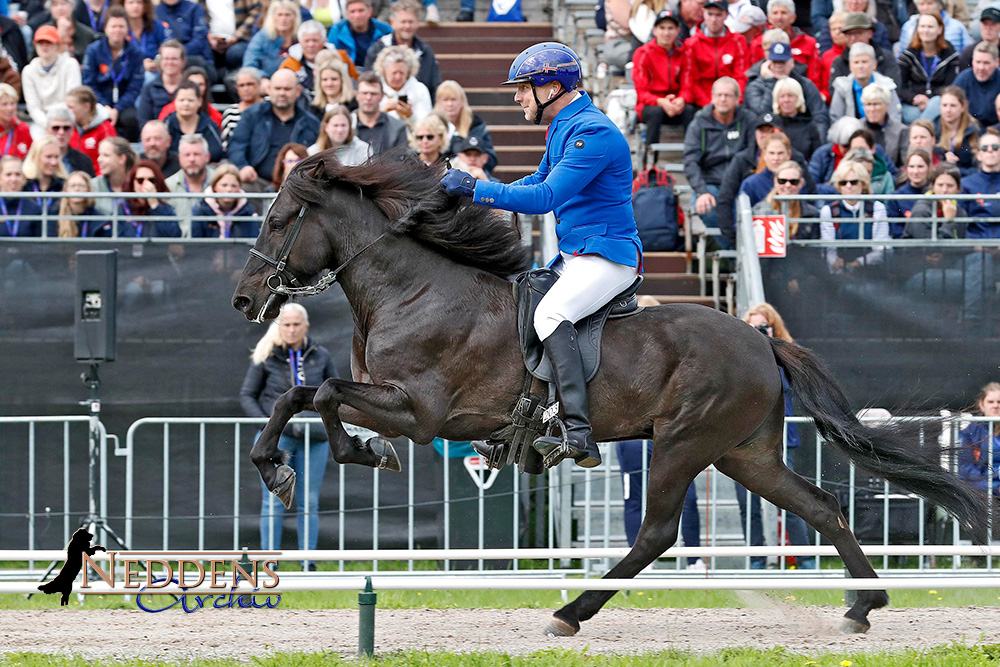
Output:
[{"xmin": 533, "ymin": 252, "xmax": 639, "ymax": 341}]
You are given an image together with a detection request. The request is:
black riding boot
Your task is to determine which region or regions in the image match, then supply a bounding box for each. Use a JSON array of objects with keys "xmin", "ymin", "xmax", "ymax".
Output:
[{"xmin": 532, "ymin": 321, "xmax": 602, "ymax": 468}]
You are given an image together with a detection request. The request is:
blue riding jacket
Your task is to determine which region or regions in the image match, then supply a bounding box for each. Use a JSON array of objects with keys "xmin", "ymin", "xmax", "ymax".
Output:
[{"xmin": 473, "ymin": 92, "xmax": 642, "ymax": 269}]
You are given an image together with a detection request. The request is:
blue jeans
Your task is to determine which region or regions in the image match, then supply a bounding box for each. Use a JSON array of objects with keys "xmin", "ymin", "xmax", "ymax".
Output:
[
  {"xmin": 902, "ymin": 97, "xmax": 941, "ymax": 124},
  {"xmin": 616, "ymin": 440, "xmax": 701, "ymax": 563},
  {"xmin": 259, "ymin": 432, "xmax": 330, "ymax": 555},
  {"xmin": 734, "ymin": 447, "xmax": 812, "ymax": 568},
  {"xmin": 700, "ymin": 184, "xmax": 732, "ymax": 249}
]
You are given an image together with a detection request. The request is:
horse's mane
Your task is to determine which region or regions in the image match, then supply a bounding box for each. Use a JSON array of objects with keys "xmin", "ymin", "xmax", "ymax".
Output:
[{"xmin": 286, "ymin": 148, "xmax": 532, "ymax": 278}]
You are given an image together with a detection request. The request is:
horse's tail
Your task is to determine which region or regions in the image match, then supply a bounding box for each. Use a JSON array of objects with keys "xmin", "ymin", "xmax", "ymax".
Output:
[{"xmin": 769, "ymin": 337, "xmax": 989, "ymax": 543}]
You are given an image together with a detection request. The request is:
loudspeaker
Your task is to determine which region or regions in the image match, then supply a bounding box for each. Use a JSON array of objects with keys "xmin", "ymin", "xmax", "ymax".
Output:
[{"xmin": 75, "ymin": 250, "xmax": 117, "ymax": 362}]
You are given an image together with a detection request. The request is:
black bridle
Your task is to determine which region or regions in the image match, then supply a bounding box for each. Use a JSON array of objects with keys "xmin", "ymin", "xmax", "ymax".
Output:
[{"xmin": 247, "ymin": 201, "xmax": 389, "ymax": 321}]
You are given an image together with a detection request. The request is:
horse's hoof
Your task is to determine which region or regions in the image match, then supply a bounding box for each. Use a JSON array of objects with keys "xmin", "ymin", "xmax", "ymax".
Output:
[
  {"xmin": 543, "ymin": 615, "xmax": 580, "ymax": 637},
  {"xmin": 840, "ymin": 616, "xmax": 870, "ymax": 634},
  {"xmin": 368, "ymin": 436, "xmax": 401, "ymax": 472},
  {"xmin": 272, "ymin": 465, "xmax": 296, "ymax": 509}
]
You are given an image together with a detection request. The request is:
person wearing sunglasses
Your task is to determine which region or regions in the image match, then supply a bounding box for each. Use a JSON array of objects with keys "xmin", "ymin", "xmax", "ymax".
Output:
[
  {"xmin": 752, "ymin": 160, "xmax": 819, "ymax": 240},
  {"xmin": 116, "ymin": 159, "xmax": 180, "ymax": 237},
  {"xmin": 961, "ymin": 127, "xmax": 1000, "ymax": 238},
  {"xmin": 819, "ymin": 158, "xmax": 889, "ymax": 273},
  {"xmin": 410, "ymin": 114, "xmax": 446, "ymax": 166},
  {"xmin": 45, "ymin": 105, "xmax": 95, "ymax": 177}
]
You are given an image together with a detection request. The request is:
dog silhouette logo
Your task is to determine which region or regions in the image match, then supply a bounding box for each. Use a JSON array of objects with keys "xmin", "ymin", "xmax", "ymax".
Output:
[{"xmin": 37, "ymin": 528, "xmax": 107, "ymax": 605}]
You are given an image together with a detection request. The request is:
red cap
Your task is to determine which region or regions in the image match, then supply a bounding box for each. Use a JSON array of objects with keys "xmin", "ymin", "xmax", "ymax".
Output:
[{"xmin": 33, "ymin": 26, "xmax": 59, "ymax": 44}]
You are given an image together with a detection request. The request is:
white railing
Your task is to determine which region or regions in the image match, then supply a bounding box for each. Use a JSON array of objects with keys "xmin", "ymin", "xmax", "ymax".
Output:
[{"xmin": 3, "ymin": 414, "xmax": 997, "ymax": 577}]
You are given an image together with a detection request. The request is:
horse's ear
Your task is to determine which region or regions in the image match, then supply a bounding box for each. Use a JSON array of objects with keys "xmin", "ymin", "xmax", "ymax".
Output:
[{"xmin": 308, "ymin": 160, "xmax": 327, "ymax": 180}]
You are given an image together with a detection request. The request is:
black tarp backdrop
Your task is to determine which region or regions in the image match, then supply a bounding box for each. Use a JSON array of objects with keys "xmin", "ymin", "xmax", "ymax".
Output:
[
  {"xmin": 0, "ymin": 242, "xmax": 518, "ymax": 552},
  {"xmin": 762, "ymin": 245, "xmax": 1000, "ymax": 410}
]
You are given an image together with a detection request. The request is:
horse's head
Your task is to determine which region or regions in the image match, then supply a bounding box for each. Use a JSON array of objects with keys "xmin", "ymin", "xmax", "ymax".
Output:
[{"xmin": 232, "ymin": 161, "xmax": 335, "ymax": 322}]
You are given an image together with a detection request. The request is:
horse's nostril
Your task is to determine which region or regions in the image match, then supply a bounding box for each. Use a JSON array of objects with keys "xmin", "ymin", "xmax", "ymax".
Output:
[{"xmin": 233, "ymin": 295, "xmax": 251, "ymax": 313}]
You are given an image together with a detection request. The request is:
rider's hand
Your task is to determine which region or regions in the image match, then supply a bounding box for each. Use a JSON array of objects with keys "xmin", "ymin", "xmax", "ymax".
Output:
[{"xmin": 441, "ymin": 168, "xmax": 477, "ymax": 197}]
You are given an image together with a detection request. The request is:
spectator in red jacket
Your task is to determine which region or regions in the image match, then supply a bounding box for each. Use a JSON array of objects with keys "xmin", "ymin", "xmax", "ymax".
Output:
[
  {"xmin": 0, "ymin": 83, "xmax": 32, "ymax": 160},
  {"xmin": 748, "ymin": 0, "xmax": 822, "ymax": 95},
  {"xmin": 632, "ymin": 10, "xmax": 693, "ymax": 145},
  {"xmin": 66, "ymin": 85, "xmax": 115, "ymax": 175},
  {"xmin": 820, "ymin": 11, "xmax": 848, "ymax": 100},
  {"xmin": 682, "ymin": 0, "xmax": 749, "ymax": 107}
]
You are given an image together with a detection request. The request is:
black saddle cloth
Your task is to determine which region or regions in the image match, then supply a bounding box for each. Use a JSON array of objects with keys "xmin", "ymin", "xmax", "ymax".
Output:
[{"xmin": 514, "ymin": 268, "xmax": 643, "ymax": 383}]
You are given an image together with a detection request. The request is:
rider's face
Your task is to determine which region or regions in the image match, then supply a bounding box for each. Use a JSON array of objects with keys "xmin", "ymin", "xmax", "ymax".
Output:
[{"xmin": 513, "ymin": 82, "xmax": 539, "ymax": 122}]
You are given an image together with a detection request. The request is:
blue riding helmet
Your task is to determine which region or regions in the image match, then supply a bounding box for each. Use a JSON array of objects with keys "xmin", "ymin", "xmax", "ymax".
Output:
[{"xmin": 502, "ymin": 42, "xmax": 582, "ymax": 92}]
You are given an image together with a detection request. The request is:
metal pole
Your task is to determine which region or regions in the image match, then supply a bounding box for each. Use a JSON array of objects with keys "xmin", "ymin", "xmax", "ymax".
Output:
[{"xmin": 358, "ymin": 576, "xmax": 376, "ymax": 658}]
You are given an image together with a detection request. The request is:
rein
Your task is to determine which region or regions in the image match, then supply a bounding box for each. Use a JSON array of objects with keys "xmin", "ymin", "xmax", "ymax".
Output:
[{"xmin": 248, "ymin": 201, "xmax": 389, "ymax": 300}]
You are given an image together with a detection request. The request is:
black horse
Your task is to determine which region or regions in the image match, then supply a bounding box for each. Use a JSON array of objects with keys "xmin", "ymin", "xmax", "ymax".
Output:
[{"xmin": 233, "ymin": 151, "xmax": 988, "ymax": 638}]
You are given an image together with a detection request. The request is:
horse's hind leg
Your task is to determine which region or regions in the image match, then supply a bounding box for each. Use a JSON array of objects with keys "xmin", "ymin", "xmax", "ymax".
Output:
[
  {"xmin": 715, "ymin": 447, "xmax": 888, "ymax": 634},
  {"xmin": 251, "ymin": 385, "xmax": 319, "ymax": 509},
  {"xmin": 546, "ymin": 459, "xmax": 695, "ymax": 637}
]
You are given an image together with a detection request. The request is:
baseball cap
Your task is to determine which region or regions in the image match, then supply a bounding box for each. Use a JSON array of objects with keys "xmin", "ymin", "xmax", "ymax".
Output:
[
  {"xmin": 653, "ymin": 9, "xmax": 680, "ymax": 26},
  {"xmin": 731, "ymin": 5, "xmax": 767, "ymax": 33},
  {"xmin": 704, "ymin": 0, "xmax": 727, "ymax": 11},
  {"xmin": 842, "ymin": 12, "xmax": 874, "ymax": 32},
  {"xmin": 756, "ymin": 113, "xmax": 778, "ymax": 129},
  {"xmin": 981, "ymin": 7, "xmax": 1000, "ymax": 22},
  {"xmin": 33, "ymin": 26, "xmax": 59, "ymax": 44},
  {"xmin": 768, "ymin": 42, "xmax": 792, "ymax": 61},
  {"xmin": 455, "ymin": 135, "xmax": 485, "ymax": 154}
]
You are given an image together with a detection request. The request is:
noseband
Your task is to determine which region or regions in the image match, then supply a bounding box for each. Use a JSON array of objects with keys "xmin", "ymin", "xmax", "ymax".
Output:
[{"xmin": 248, "ymin": 202, "xmax": 389, "ymax": 301}]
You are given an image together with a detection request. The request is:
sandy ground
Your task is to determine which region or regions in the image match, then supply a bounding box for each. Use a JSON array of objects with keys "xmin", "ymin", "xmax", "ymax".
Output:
[{"xmin": 2, "ymin": 606, "xmax": 1000, "ymax": 660}]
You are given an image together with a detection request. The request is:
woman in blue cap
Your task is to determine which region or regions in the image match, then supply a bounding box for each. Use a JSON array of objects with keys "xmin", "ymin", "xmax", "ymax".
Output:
[{"xmin": 441, "ymin": 42, "xmax": 642, "ymax": 469}]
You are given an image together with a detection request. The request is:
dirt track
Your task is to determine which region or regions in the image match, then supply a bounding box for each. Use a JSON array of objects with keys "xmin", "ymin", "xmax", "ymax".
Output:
[{"xmin": 2, "ymin": 606, "xmax": 1000, "ymax": 660}]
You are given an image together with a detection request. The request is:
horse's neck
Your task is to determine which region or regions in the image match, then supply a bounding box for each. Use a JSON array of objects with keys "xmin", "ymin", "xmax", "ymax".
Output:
[{"xmin": 336, "ymin": 233, "xmax": 512, "ymax": 327}]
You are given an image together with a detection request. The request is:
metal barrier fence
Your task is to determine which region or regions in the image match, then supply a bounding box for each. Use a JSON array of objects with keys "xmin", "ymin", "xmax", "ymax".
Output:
[{"xmin": 3, "ymin": 413, "xmax": 997, "ymax": 576}]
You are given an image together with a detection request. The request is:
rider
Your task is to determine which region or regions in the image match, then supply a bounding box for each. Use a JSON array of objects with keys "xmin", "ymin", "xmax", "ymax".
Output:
[{"xmin": 440, "ymin": 43, "xmax": 642, "ymax": 469}]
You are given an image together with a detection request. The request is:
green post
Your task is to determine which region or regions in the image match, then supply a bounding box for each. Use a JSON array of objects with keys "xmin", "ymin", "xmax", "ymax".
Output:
[{"xmin": 358, "ymin": 576, "xmax": 377, "ymax": 658}]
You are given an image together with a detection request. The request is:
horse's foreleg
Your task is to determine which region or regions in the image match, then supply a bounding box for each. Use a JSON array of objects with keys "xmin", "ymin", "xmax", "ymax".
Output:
[
  {"xmin": 251, "ymin": 385, "xmax": 319, "ymax": 508},
  {"xmin": 715, "ymin": 451, "xmax": 888, "ymax": 634},
  {"xmin": 547, "ymin": 463, "xmax": 693, "ymax": 637},
  {"xmin": 313, "ymin": 378, "xmax": 429, "ymax": 472}
]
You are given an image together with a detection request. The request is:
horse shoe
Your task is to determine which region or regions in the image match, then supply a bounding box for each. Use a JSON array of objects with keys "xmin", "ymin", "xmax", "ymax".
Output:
[
  {"xmin": 367, "ymin": 436, "xmax": 402, "ymax": 472},
  {"xmin": 271, "ymin": 464, "xmax": 296, "ymax": 510}
]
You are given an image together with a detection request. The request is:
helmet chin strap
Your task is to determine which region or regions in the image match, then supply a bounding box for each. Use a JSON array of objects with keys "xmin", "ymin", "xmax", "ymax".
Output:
[{"xmin": 531, "ymin": 84, "xmax": 570, "ymax": 125}]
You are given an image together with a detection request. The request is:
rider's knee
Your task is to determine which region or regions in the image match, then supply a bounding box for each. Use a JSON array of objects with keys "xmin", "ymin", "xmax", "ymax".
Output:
[{"xmin": 533, "ymin": 307, "xmax": 569, "ymax": 341}]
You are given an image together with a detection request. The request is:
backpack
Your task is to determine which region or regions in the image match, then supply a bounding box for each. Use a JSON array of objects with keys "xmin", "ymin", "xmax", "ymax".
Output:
[{"xmin": 631, "ymin": 167, "xmax": 684, "ymax": 252}]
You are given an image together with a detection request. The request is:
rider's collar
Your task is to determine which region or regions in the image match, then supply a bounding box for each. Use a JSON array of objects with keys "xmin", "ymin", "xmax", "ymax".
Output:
[{"xmin": 548, "ymin": 91, "xmax": 590, "ymax": 126}]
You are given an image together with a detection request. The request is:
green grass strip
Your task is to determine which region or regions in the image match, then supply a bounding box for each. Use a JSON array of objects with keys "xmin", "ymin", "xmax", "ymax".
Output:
[{"xmin": 5, "ymin": 644, "xmax": 1000, "ymax": 666}]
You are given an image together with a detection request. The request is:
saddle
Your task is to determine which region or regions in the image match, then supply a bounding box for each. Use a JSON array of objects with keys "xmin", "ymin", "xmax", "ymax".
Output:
[
  {"xmin": 515, "ymin": 268, "xmax": 644, "ymax": 383},
  {"xmin": 482, "ymin": 269, "xmax": 643, "ymax": 474}
]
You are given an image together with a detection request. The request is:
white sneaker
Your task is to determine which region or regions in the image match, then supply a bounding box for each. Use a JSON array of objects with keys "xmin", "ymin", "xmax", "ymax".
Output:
[
  {"xmin": 425, "ymin": 4, "xmax": 440, "ymax": 24},
  {"xmin": 686, "ymin": 558, "xmax": 707, "ymax": 573}
]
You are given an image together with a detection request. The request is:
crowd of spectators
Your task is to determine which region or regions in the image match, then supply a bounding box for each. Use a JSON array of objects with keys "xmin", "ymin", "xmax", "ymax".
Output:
[
  {"xmin": 621, "ymin": 0, "xmax": 1000, "ymax": 253},
  {"xmin": 0, "ymin": 0, "xmax": 497, "ymax": 238}
]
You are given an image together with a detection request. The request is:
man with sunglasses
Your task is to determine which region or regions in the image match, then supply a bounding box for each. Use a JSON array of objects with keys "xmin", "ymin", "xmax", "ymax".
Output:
[
  {"xmin": 45, "ymin": 105, "xmax": 94, "ymax": 176},
  {"xmin": 961, "ymin": 128, "xmax": 1000, "ymax": 237}
]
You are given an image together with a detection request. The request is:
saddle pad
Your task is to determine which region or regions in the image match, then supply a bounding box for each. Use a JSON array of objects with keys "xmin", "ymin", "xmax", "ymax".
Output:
[{"xmin": 514, "ymin": 268, "xmax": 643, "ymax": 383}]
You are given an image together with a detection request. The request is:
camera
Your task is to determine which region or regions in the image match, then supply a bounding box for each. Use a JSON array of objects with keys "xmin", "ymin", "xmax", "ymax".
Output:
[{"xmin": 755, "ymin": 323, "xmax": 771, "ymax": 336}]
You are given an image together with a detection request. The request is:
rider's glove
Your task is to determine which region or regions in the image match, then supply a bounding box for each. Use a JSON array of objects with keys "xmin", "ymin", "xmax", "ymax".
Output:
[{"xmin": 440, "ymin": 168, "xmax": 477, "ymax": 197}]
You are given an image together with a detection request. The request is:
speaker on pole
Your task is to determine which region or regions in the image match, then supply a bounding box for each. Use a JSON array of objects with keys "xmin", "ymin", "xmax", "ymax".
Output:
[{"xmin": 74, "ymin": 250, "xmax": 117, "ymax": 362}]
